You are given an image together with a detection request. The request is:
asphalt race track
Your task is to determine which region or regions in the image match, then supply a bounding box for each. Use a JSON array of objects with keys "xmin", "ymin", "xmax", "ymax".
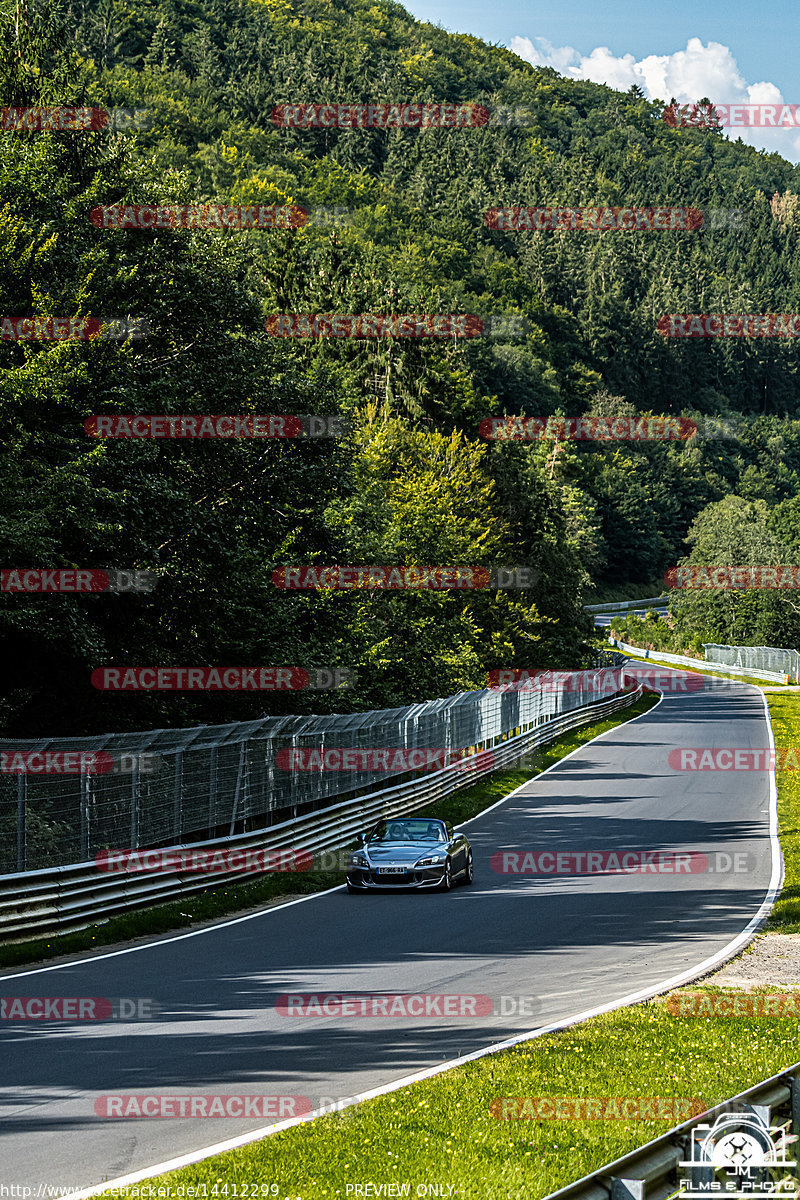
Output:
[{"xmin": 0, "ymin": 666, "xmax": 780, "ymax": 1192}]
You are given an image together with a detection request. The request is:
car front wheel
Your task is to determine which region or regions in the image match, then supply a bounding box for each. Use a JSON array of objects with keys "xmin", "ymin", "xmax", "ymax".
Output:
[
  {"xmin": 439, "ymin": 858, "xmax": 453, "ymax": 891},
  {"xmin": 463, "ymin": 851, "xmax": 474, "ymax": 885}
]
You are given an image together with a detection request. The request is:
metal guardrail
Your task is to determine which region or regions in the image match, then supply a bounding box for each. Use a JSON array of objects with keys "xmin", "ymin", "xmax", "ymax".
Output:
[
  {"xmin": 0, "ymin": 684, "xmax": 642, "ymax": 942},
  {"xmin": 541, "ymin": 1062, "xmax": 800, "ymax": 1200},
  {"xmin": 584, "ymin": 598, "xmax": 667, "ymax": 614},
  {"xmin": 610, "ymin": 639, "xmax": 788, "ymax": 683}
]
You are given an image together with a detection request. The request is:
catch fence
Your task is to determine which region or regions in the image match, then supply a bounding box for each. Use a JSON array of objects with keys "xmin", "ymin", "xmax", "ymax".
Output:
[
  {"xmin": 1, "ymin": 670, "xmax": 626, "ymax": 874},
  {"xmin": 703, "ymin": 643, "xmax": 800, "ymax": 683}
]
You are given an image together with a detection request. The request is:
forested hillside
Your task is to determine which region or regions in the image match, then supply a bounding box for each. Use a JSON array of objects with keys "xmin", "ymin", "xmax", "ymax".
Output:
[{"xmin": 3, "ymin": 0, "xmax": 800, "ymax": 735}]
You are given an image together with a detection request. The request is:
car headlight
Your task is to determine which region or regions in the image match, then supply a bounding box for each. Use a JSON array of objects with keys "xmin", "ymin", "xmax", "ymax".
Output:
[
  {"xmin": 415, "ymin": 853, "xmax": 445, "ymax": 867},
  {"xmin": 348, "ymin": 852, "xmax": 369, "ymax": 867}
]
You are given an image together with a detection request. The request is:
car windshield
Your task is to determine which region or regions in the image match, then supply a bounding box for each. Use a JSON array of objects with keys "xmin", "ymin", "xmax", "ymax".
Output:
[{"xmin": 368, "ymin": 819, "xmax": 446, "ymax": 844}]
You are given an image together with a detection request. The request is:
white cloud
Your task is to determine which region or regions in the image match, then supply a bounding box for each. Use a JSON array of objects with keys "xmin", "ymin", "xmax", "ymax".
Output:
[{"xmin": 509, "ymin": 35, "xmax": 800, "ymax": 160}]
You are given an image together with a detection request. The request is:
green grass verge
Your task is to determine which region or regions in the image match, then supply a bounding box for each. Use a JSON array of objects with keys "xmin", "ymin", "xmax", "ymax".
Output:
[
  {"xmin": 0, "ymin": 692, "xmax": 657, "ymax": 973},
  {"xmin": 766, "ymin": 692, "xmax": 800, "ymax": 932},
  {"xmin": 98, "ymin": 691, "xmax": 800, "ymax": 1200}
]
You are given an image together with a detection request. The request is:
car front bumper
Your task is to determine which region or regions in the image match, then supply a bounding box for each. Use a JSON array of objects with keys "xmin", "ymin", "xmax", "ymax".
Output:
[{"xmin": 346, "ymin": 864, "xmax": 447, "ymax": 889}]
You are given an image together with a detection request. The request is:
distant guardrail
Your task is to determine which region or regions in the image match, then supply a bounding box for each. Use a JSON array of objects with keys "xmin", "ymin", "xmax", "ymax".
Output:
[
  {"xmin": 584, "ymin": 597, "xmax": 667, "ymax": 613},
  {"xmin": 0, "ymin": 682, "xmax": 641, "ymax": 941}
]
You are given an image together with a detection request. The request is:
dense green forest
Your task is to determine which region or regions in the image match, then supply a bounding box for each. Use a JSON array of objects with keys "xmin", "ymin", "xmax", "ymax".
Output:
[{"xmin": 2, "ymin": 0, "xmax": 800, "ymax": 736}]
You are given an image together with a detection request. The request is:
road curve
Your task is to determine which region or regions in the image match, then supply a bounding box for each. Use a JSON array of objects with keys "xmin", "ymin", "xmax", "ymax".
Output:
[{"xmin": 0, "ymin": 667, "xmax": 780, "ymax": 1191}]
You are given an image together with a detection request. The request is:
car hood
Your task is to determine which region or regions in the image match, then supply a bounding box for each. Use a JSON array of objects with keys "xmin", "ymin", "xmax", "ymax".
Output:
[{"xmin": 365, "ymin": 842, "xmax": 447, "ymax": 864}]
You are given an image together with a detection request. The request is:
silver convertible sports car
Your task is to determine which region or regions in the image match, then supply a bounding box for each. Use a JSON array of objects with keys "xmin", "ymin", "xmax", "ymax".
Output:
[{"xmin": 346, "ymin": 817, "xmax": 473, "ymax": 892}]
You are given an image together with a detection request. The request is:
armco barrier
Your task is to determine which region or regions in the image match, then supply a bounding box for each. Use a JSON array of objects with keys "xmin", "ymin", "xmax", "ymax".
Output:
[
  {"xmin": 584, "ymin": 597, "xmax": 667, "ymax": 613},
  {"xmin": 541, "ymin": 1062, "xmax": 800, "ymax": 1200},
  {"xmin": 0, "ymin": 684, "xmax": 641, "ymax": 941},
  {"xmin": 610, "ymin": 638, "xmax": 787, "ymax": 682}
]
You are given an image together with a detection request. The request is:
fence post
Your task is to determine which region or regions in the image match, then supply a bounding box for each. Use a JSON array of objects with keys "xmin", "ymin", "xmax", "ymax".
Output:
[
  {"xmin": 130, "ymin": 759, "xmax": 140, "ymax": 848},
  {"xmin": 229, "ymin": 742, "xmax": 246, "ymax": 835},
  {"xmin": 208, "ymin": 745, "xmax": 218, "ymax": 834},
  {"xmin": 173, "ymin": 751, "xmax": 183, "ymax": 842},
  {"xmin": 80, "ymin": 769, "xmax": 90, "ymax": 860},
  {"xmin": 16, "ymin": 773, "xmax": 26, "ymax": 872}
]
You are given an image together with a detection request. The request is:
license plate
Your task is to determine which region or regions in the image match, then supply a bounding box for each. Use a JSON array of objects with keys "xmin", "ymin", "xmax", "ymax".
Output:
[{"xmin": 379, "ymin": 866, "xmax": 406, "ymax": 874}]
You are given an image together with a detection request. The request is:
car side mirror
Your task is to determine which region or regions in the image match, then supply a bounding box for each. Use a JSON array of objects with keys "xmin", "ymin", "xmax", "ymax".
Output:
[{"xmin": 358, "ymin": 832, "xmax": 367, "ymax": 846}]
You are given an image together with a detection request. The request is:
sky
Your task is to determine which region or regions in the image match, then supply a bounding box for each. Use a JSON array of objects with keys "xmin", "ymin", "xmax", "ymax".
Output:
[{"xmin": 405, "ymin": 0, "xmax": 800, "ymax": 161}]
